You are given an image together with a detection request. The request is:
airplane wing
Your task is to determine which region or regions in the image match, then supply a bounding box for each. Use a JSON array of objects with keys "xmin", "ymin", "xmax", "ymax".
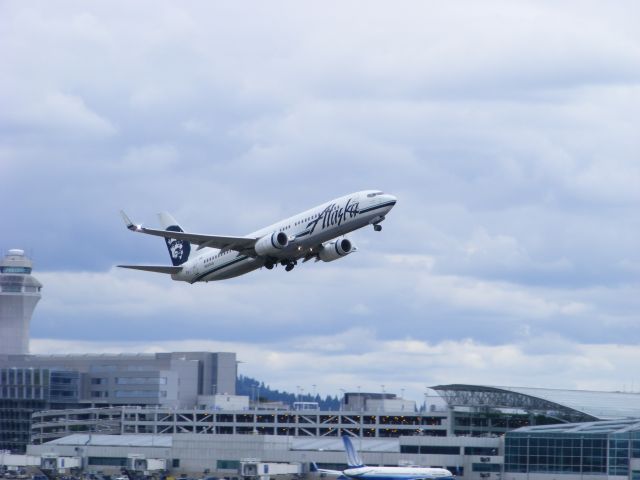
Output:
[
  {"xmin": 118, "ymin": 265, "xmax": 183, "ymax": 274},
  {"xmin": 120, "ymin": 211, "xmax": 258, "ymax": 254},
  {"xmin": 310, "ymin": 463, "xmax": 344, "ymax": 477}
]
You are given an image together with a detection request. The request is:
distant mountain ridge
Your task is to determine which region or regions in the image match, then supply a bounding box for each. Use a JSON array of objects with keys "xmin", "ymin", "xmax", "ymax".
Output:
[{"xmin": 237, "ymin": 375, "xmax": 340, "ymax": 410}]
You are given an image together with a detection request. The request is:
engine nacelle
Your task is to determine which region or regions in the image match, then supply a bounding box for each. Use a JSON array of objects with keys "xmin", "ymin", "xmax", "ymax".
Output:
[
  {"xmin": 255, "ymin": 231, "xmax": 289, "ymax": 257},
  {"xmin": 318, "ymin": 238, "xmax": 356, "ymax": 262}
]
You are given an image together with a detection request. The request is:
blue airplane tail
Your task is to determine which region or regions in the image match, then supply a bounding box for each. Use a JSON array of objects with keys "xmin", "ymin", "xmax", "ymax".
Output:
[{"xmin": 342, "ymin": 435, "xmax": 365, "ymax": 468}]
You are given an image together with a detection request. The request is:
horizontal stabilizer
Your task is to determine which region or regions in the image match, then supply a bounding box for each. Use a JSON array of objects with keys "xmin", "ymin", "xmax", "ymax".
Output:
[
  {"xmin": 310, "ymin": 463, "xmax": 342, "ymax": 476},
  {"xmin": 118, "ymin": 265, "xmax": 183, "ymax": 274}
]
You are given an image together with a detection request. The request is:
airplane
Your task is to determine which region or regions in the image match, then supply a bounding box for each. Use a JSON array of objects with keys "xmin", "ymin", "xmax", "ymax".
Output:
[
  {"xmin": 311, "ymin": 435, "xmax": 455, "ymax": 480},
  {"xmin": 118, "ymin": 190, "xmax": 397, "ymax": 282}
]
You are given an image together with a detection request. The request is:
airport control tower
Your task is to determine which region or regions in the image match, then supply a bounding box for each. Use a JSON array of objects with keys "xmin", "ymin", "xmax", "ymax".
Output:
[{"xmin": 0, "ymin": 249, "xmax": 42, "ymax": 355}]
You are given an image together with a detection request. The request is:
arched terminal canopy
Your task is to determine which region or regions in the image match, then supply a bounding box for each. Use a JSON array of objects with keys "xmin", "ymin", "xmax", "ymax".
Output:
[{"xmin": 431, "ymin": 384, "xmax": 640, "ymax": 422}]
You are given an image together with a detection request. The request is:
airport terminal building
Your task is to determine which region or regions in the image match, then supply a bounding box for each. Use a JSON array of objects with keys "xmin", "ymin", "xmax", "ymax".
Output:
[
  {"xmin": 20, "ymin": 385, "xmax": 640, "ymax": 480},
  {"xmin": 0, "ymin": 352, "xmax": 236, "ymax": 452},
  {"xmin": 504, "ymin": 419, "xmax": 640, "ymax": 480}
]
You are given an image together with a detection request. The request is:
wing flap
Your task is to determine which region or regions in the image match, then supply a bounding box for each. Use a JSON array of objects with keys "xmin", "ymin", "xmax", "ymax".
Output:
[{"xmin": 118, "ymin": 265, "xmax": 183, "ymax": 274}]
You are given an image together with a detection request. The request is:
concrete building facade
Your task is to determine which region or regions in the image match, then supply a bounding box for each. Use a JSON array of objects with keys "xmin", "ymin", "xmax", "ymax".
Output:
[{"xmin": 26, "ymin": 433, "xmax": 501, "ymax": 479}]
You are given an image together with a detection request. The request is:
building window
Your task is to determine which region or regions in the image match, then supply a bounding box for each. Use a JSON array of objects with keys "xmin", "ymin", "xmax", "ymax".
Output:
[
  {"xmin": 400, "ymin": 445, "xmax": 419, "ymax": 454},
  {"xmin": 115, "ymin": 377, "xmax": 167, "ymax": 385},
  {"xmin": 609, "ymin": 438, "xmax": 630, "ymax": 476},
  {"xmin": 465, "ymin": 447, "xmax": 498, "ymax": 456},
  {"xmin": 632, "ymin": 440, "xmax": 640, "ymax": 458},
  {"xmin": 114, "ymin": 390, "xmax": 159, "ymax": 398},
  {"xmin": 419, "ymin": 446, "xmax": 460, "ymax": 455},
  {"xmin": 87, "ymin": 457, "xmax": 127, "ymax": 467},
  {"xmin": 472, "ymin": 463, "xmax": 501, "ymax": 472},
  {"xmin": 172, "ymin": 459, "xmax": 180, "ymax": 468},
  {"xmin": 505, "ymin": 434, "xmax": 610, "ymax": 475},
  {"xmin": 1, "ymin": 285, "xmax": 22, "ymax": 292},
  {"xmin": 217, "ymin": 460, "xmax": 240, "ymax": 470},
  {"xmin": 0, "ymin": 266, "xmax": 31, "ymax": 273}
]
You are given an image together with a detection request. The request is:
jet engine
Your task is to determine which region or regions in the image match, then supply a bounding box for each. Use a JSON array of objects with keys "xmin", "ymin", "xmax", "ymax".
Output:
[
  {"xmin": 254, "ymin": 231, "xmax": 289, "ymax": 256},
  {"xmin": 318, "ymin": 238, "xmax": 356, "ymax": 262}
]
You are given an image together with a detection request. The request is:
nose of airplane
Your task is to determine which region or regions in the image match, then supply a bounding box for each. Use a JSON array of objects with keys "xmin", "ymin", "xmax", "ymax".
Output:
[{"xmin": 384, "ymin": 194, "xmax": 397, "ymax": 207}]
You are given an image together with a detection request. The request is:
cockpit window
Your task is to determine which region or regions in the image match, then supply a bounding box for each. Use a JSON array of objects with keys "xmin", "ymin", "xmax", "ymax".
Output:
[{"xmin": 367, "ymin": 191, "xmax": 384, "ymax": 198}]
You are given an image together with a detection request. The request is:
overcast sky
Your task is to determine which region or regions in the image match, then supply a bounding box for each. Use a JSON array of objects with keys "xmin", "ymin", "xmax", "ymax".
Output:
[{"xmin": 2, "ymin": 1, "xmax": 639, "ymax": 402}]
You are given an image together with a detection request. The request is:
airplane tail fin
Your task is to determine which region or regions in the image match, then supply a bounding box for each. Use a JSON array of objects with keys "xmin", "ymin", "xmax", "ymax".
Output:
[
  {"xmin": 342, "ymin": 435, "xmax": 365, "ymax": 468},
  {"xmin": 310, "ymin": 462, "xmax": 318, "ymax": 473},
  {"xmin": 158, "ymin": 212, "xmax": 191, "ymax": 266}
]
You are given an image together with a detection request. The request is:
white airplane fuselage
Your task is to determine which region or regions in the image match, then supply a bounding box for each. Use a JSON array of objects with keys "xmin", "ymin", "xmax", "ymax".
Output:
[
  {"xmin": 171, "ymin": 190, "xmax": 396, "ymax": 282},
  {"xmin": 342, "ymin": 466, "xmax": 454, "ymax": 480}
]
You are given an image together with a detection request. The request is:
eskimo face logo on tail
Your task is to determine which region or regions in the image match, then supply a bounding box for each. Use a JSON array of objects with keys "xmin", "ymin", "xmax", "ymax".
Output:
[{"xmin": 164, "ymin": 225, "xmax": 191, "ymax": 266}]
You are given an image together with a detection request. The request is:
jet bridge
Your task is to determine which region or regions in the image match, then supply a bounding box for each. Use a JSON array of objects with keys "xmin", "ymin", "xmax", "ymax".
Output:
[{"xmin": 240, "ymin": 459, "xmax": 301, "ymax": 480}]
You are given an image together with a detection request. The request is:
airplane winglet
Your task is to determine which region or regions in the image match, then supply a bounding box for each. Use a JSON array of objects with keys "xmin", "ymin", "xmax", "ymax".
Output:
[{"xmin": 120, "ymin": 210, "xmax": 140, "ymax": 231}]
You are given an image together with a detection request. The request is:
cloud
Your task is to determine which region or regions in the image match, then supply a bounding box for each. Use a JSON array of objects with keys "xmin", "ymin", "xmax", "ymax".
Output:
[
  {"xmin": 3, "ymin": 91, "xmax": 117, "ymax": 136},
  {"xmin": 30, "ymin": 335, "xmax": 640, "ymax": 402},
  {"xmin": 2, "ymin": 1, "xmax": 639, "ymax": 390},
  {"xmin": 29, "ymin": 261, "xmax": 638, "ymax": 347}
]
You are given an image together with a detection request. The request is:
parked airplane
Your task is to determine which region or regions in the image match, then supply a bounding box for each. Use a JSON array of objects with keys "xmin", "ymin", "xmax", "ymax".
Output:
[
  {"xmin": 311, "ymin": 435, "xmax": 454, "ymax": 480},
  {"xmin": 118, "ymin": 190, "xmax": 396, "ymax": 282}
]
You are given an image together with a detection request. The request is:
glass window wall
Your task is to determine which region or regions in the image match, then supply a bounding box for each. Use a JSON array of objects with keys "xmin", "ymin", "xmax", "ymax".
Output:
[{"xmin": 505, "ymin": 433, "xmax": 611, "ymax": 475}]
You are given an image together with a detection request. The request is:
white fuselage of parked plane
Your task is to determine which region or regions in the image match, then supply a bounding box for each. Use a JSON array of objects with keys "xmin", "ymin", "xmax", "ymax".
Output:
[
  {"xmin": 341, "ymin": 466, "xmax": 454, "ymax": 480},
  {"xmin": 177, "ymin": 191, "xmax": 395, "ymax": 282}
]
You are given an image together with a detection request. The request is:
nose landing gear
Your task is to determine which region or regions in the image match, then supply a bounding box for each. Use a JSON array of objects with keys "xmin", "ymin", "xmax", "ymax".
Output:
[{"xmin": 373, "ymin": 224, "xmax": 382, "ymax": 232}]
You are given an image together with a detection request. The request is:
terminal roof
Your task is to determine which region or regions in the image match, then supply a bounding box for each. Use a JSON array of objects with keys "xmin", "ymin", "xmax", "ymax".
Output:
[
  {"xmin": 511, "ymin": 417, "xmax": 640, "ymax": 434},
  {"xmin": 432, "ymin": 384, "xmax": 640, "ymax": 421}
]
